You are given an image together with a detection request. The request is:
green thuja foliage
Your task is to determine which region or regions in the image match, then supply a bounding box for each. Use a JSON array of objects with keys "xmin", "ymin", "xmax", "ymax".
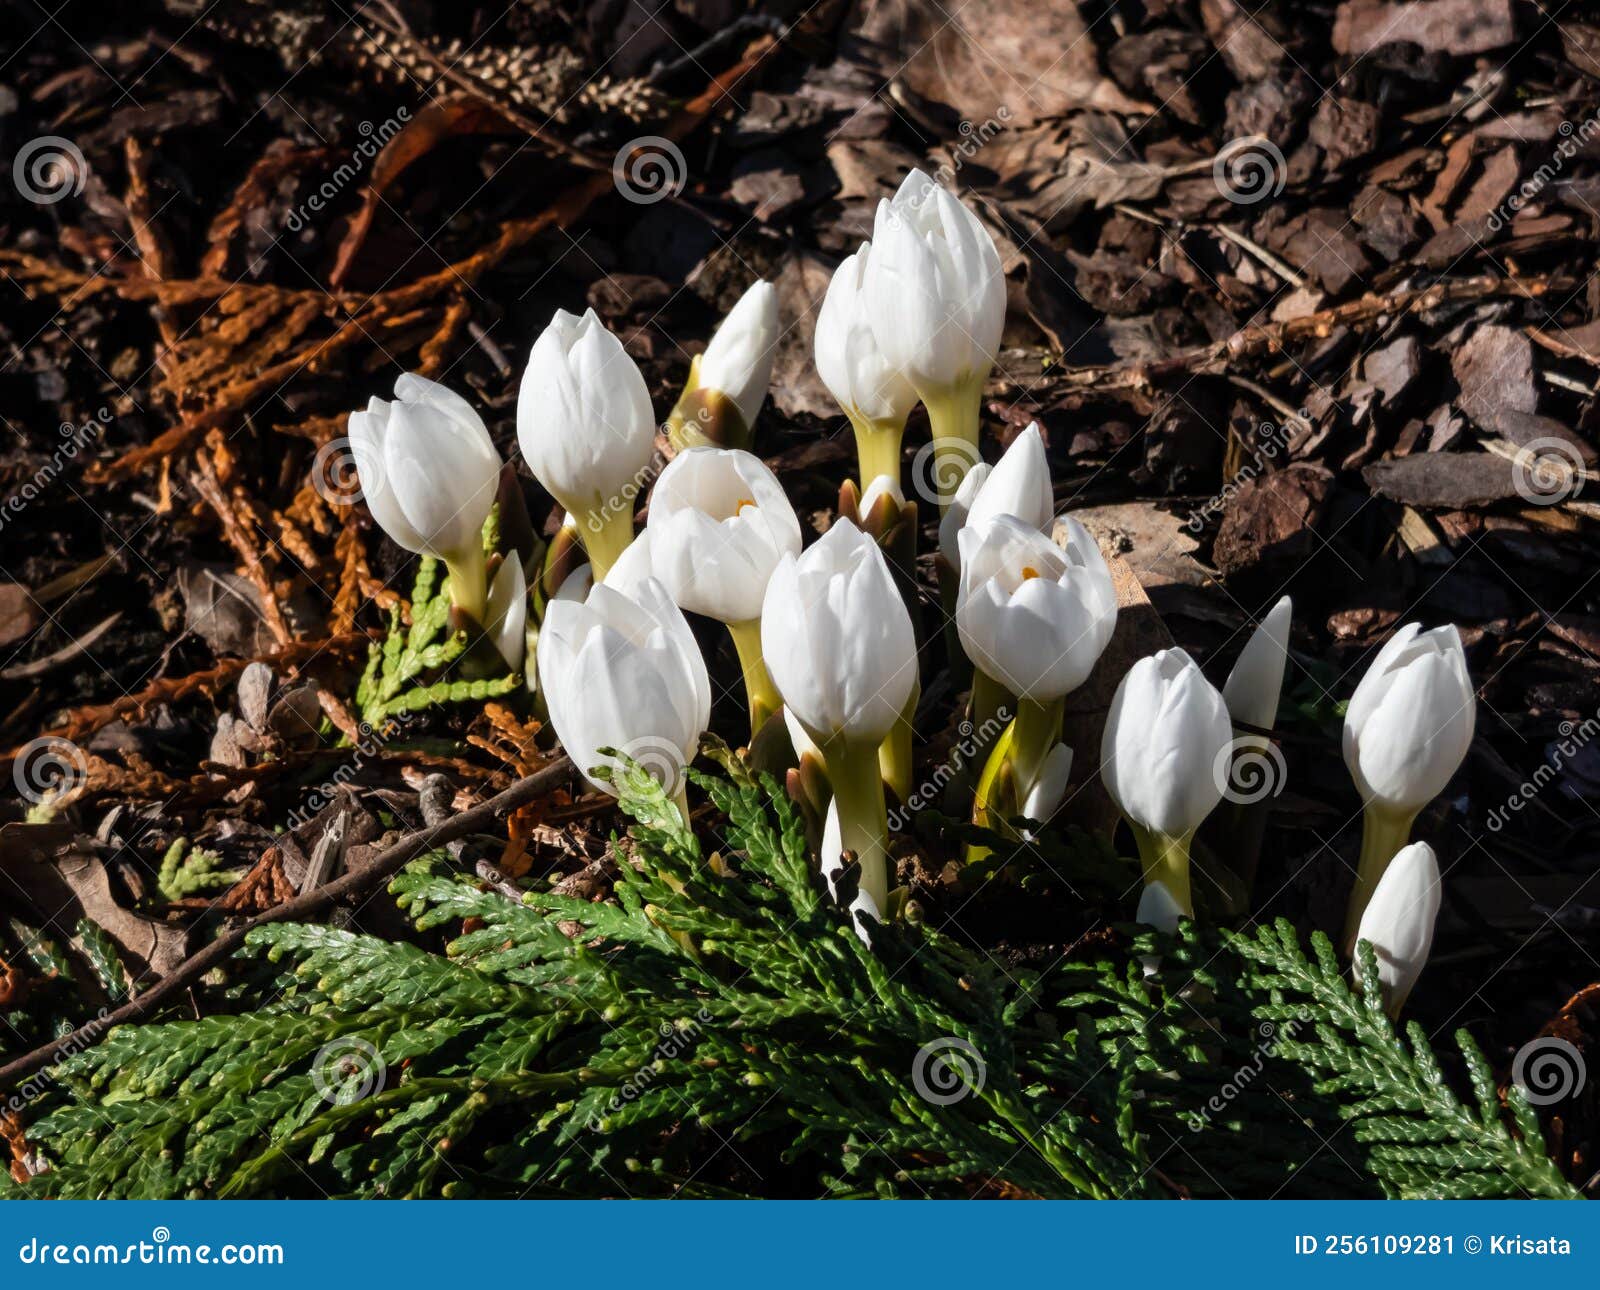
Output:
[
  {"xmin": 356, "ymin": 552, "xmax": 519, "ymax": 730},
  {"xmin": 1, "ymin": 767, "xmax": 1580, "ymax": 1200},
  {"xmin": 157, "ymin": 838, "xmax": 244, "ymax": 903}
]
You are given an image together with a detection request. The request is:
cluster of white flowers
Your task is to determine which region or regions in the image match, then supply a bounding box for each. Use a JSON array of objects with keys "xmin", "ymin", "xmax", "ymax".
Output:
[{"xmin": 346, "ymin": 168, "xmax": 1474, "ymax": 1009}]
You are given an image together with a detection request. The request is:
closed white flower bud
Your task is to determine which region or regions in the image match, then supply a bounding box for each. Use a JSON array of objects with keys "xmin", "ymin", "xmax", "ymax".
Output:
[
  {"xmin": 863, "ymin": 169, "xmax": 1005, "ymax": 394},
  {"xmin": 485, "ymin": 557, "xmax": 527, "ymax": 673},
  {"xmin": 348, "ymin": 373, "xmax": 500, "ymax": 563},
  {"xmin": 1353, "ymin": 841, "xmax": 1441, "ymax": 1014},
  {"xmin": 815, "ymin": 242, "xmax": 918, "ymax": 426},
  {"xmin": 760, "ymin": 520, "xmax": 917, "ymax": 747},
  {"xmin": 1224, "ymin": 595, "xmax": 1292, "ymax": 734},
  {"xmin": 517, "ymin": 307, "xmax": 655, "ymax": 518},
  {"xmin": 1101, "ymin": 648, "xmax": 1234, "ymax": 839},
  {"xmin": 536, "ymin": 577, "xmax": 710, "ymax": 797},
  {"xmin": 698, "ymin": 281, "xmax": 779, "ymax": 435},
  {"xmin": 1343, "ymin": 623, "xmax": 1475, "ymax": 815}
]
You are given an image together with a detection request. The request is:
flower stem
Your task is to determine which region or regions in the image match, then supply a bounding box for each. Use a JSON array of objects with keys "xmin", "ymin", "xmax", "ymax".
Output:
[
  {"xmin": 879, "ymin": 681, "xmax": 917, "ymax": 804},
  {"xmin": 1131, "ymin": 825, "xmax": 1195, "ymax": 916},
  {"xmin": 574, "ymin": 501, "xmax": 635, "ymax": 583},
  {"xmin": 444, "ymin": 542, "xmax": 488, "ymax": 624},
  {"xmin": 1342, "ymin": 804, "xmax": 1418, "ymax": 953},
  {"xmin": 848, "ymin": 412, "xmax": 906, "ymax": 490},
  {"xmin": 1008, "ymin": 694, "xmax": 1063, "ymax": 804},
  {"xmin": 970, "ymin": 669, "xmax": 1013, "ymax": 746},
  {"xmin": 922, "ymin": 375, "xmax": 985, "ymax": 512},
  {"xmin": 823, "ymin": 737, "xmax": 891, "ymax": 910},
  {"xmin": 727, "ymin": 618, "xmax": 781, "ymax": 738}
]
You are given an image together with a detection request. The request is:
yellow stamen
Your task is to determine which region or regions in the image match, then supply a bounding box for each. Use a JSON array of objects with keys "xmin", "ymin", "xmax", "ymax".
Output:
[{"xmin": 1021, "ymin": 565, "xmax": 1040, "ymax": 580}]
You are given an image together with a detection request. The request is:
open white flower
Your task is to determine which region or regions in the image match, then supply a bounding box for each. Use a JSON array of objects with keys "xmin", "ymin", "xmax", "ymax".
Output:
[
  {"xmin": 537, "ymin": 577, "xmax": 710, "ymax": 812},
  {"xmin": 956, "ymin": 514, "xmax": 1115, "ymax": 703},
  {"xmin": 518, "ymin": 307, "xmax": 655, "ymax": 578},
  {"xmin": 647, "ymin": 446, "xmax": 800, "ymax": 733},
  {"xmin": 348, "ymin": 373, "xmax": 501, "ymax": 618}
]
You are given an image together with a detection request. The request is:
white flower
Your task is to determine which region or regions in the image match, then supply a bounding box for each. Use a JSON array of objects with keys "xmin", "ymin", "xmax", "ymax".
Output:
[
  {"xmin": 348, "ymin": 373, "xmax": 500, "ymax": 561},
  {"xmin": 536, "ymin": 576, "xmax": 710, "ymax": 796},
  {"xmin": 697, "ymin": 281, "xmax": 779, "ymax": 435},
  {"xmin": 815, "ymin": 242, "xmax": 918, "ymax": 425},
  {"xmin": 760, "ymin": 521, "xmax": 918, "ymax": 747},
  {"xmin": 646, "ymin": 446, "xmax": 800, "ymax": 624},
  {"xmin": 517, "ymin": 307, "xmax": 655, "ymax": 512},
  {"xmin": 937, "ymin": 462, "xmax": 991, "ymax": 565},
  {"xmin": 1224, "ymin": 596, "xmax": 1292, "ymax": 733},
  {"xmin": 1343, "ymin": 624, "xmax": 1475, "ymax": 815},
  {"xmin": 1353, "ymin": 841, "xmax": 1440, "ymax": 1013},
  {"xmin": 863, "ymin": 169, "xmax": 1005, "ymax": 393},
  {"xmin": 1137, "ymin": 880, "xmax": 1185, "ymax": 933},
  {"xmin": 857, "ymin": 474, "xmax": 905, "ymax": 519},
  {"xmin": 936, "ymin": 424, "xmax": 1053, "ymax": 567},
  {"xmin": 1020, "ymin": 743, "xmax": 1073, "ymax": 822},
  {"xmin": 601, "ymin": 527, "xmax": 654, "ymax": 595},
  {"xmin": 485, "ymin": 558, "xmax": 527, "ymax": 673},
  {"xmin": 820, "ymin": 798, "xmax": 881, "ymax": 947},
  {"xmin": 1101, "ymin": 648, "xmax": 1234, "ymax": 838},
  {"xmin": 956, "ymin": 514, "xmax": 1116, "ymax": 701}
]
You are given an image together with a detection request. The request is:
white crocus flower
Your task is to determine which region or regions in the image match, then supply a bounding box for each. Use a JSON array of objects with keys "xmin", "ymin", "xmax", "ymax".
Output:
[
  {"xmin": 536, "ymin": 576, "xmax": 710, "ymax": 819},
  {"xmin": 697, "ymin": 280, "xmax": 779, "ymax": 439},
  {"xmin": 517, "ymin": 308, "xmax": 655, "ymax": 580},
  {"xmin": 816, "ymin": 241, "xmax": 919, "ymax": 487},
  {"xmin": 647, "ymin": 446, "xmax": 800, "ymax": 734},
  {"xmin": 957, "ymin": 515, "xmax": 1116, "ymax": 831},
  {"xmin": 1341, "ymin": 623, "xmax": 1474, "ymax": 943},
  {"xmin": 761, "ymin": 521, "xmax": 918, "ymax": 909},
  {"xmin": 863, "ymin": 169, "xmax": 1005, "ymax": 509},
  {"xmin": 1224, "ymin": 596, "xmax": 1293, "ymax": 735},
  {"xmin": 936, "ymin": 423, "xmax": 1053, "ymax": 570},
  {"xmin": 1101, "ymin": 648, "xmax": 1234, "ymax": 916},
  {"xmin": 348, "ymin": 373, "xmax": 501, "ymax": 620},
  {"xmin": 484, "ymin": 557, "xmax": 527, "ymax": 674},
  {"xmin": 1352, "ymin": 841, "xmax": 1441, "ymax": 1016},
  {"xmin": 601, "ymin": 527, "xmax": 654, "ymax": 595},
  {"xmin": 1136, "ymin": 879, "xmax": 1186, "ymax": 976}
]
